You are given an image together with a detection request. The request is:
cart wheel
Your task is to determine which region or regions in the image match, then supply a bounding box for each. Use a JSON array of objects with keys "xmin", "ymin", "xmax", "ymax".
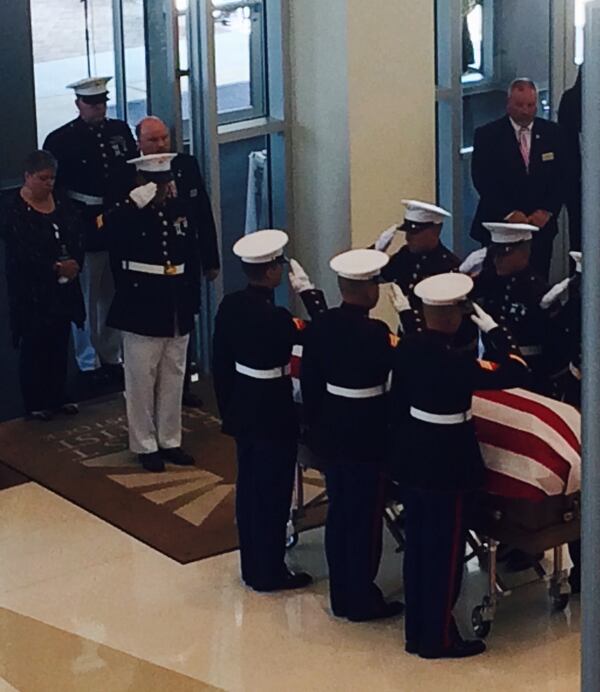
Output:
[
  {"xmin": 552, "ymin": 594, "xmax": 569, "ymax": 612},
  {"xmin": 471, "ymin": 605, "xmax": 492, "ymax": 639},
  {"xmin": 286, "ymin": 532, "xmax": 299, "ymax": 549}
]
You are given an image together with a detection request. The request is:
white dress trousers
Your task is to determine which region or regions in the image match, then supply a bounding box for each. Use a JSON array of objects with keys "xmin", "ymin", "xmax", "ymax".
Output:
[
  {"xmin": 72, "ymin": 250, "xmax": 123, "ymax": 371},
  {"xmin": 122, "ymin": 330, "xmax": 190, "ymax": 454}
]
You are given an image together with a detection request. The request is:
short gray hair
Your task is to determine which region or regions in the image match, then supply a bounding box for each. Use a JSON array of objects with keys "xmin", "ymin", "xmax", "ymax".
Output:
[{"xmin": 507, "ymin": 78, "xmax": 537, "ymax": 96}]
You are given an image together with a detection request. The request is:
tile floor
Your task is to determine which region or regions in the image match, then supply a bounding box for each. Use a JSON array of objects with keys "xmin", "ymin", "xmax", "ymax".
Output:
[{"xmin": 0, "ymin": 483, "xmax": 580, "ymax": 691}]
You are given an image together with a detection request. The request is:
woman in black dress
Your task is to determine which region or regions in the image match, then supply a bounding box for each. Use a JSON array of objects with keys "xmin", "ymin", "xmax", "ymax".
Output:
[{"xmin": 2, "ymin": 150, "xmax": 85, "ymax": 420}]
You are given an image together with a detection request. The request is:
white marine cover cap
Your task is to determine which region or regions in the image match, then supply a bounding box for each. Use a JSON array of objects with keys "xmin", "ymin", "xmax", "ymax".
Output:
[
  {"xmin": 66, "ymin": 76, "xmax": 112, "ymax": 97},
  {"xmin": 233, "ymin": 229, "xmax": 289, "ymax": 264},
  {"xmin": 414, "ymin": 272, "xmax": 474, "ymax": 306},
  {"xmin": 127, "ymin": 153, "xmax": 178, "ymax": 172},
  {"xmin": 400, "ymin": 199, "xmax": 452, "ymax": 231},
  {"xmin": 329, "ymin": 248, "xmax": 390, "ymax": 281},
  {"xmin": 483, "ymin": 222, "xmax": 539, "ymax": 244}
]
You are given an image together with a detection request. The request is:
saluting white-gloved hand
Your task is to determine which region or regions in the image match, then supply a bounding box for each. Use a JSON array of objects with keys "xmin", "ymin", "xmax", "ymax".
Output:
[
  {"xmin": 470, "ymin": 302, "xmax": 498, "ymax": 333},
  {"xmin": 459, "ymin": 247, "xmax": 488, "ymax": 276},
  {"xmin": 374, "ymin": 224, "xmax": 399, "ymax": 252},
  {"xmin": 288, "ymin": 258, "xmax": 315, "ymax": 293},
  {"xmin": 540, "ymin": 277, "xmax": 571, "ymax": 310},
  {"xmin": 129, "ymin": 182, "xmax": 158, "ymax": 209},
  {"xmin": 389, "ymin": 283, "xmax": 411, "ymax": 313}
]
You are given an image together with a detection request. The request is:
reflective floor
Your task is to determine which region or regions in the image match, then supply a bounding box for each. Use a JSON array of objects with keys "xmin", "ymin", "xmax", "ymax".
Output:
[{"xmin": 0, "ymin": 483, "xmax": 580, "ymax": 691}]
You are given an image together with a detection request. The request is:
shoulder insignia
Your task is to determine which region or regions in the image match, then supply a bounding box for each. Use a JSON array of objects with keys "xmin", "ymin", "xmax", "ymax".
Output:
[
  {"xmin": 477, "ymin": 359, "xmax": 500, "ymax": 372},
  {"xmin": 293, "ymin": 318, "xmax": 306, "ymax": 331}
]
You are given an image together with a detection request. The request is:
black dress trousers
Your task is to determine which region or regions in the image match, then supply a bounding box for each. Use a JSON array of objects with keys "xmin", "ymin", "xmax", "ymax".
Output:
[
  {"xmin": 19, "ymin": 317, "xmax": 72, "ymax": 413},
  {"xmin": 403, "ymin": 488, "xmax": 468, "ymax": 655},
  {"xmin": 234, "ymin": 436, "xmax": 297, "ymax": 589},
  {"xmin": 324, "ymin": 462, "xmax": 386, "ymax": 618}
]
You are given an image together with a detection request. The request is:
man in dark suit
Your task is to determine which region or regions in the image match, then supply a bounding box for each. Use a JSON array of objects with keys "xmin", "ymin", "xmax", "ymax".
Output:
[
  {"xmin": 137, "ymin": 116, "xmax": 220, "ymax": 407},
  {"xmin": 470, "ymin": 78, "xmax": 568, "ymax": 279}
]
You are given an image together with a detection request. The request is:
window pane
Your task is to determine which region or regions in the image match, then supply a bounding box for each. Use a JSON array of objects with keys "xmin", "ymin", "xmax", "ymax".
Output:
[
  {"xmin": 31, "ymin": 0, "xmax": 115, "ymax": 144},
  {"xmin": 123, "ymin": 0, "xmax": 147, "ymax": 128},
  {"xmin": 462, "ymin": 0, "xmax": 483, "ymax": 81},
  {"xmin": 219, "ymin": 135, "xmax": 270, "ymax": 293},
  {"xmin": 575, "ymin": 0, "xmax": 594, "ymax": 65},
  {"xmin": 212, "ymin": 1, "xmax": 266, "ymax": 120}
]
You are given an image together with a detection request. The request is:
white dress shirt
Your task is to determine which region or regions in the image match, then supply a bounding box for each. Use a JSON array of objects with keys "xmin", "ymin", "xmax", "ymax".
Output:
[{"xmin": 509, "ymin": 117, "xmax": 534, "ymax": 151}]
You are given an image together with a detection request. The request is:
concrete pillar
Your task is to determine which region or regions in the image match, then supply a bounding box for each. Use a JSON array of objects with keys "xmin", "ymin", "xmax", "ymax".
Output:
[{"xmin": 289, "ymin": 0, "xmax": 436, "ymax": 323}]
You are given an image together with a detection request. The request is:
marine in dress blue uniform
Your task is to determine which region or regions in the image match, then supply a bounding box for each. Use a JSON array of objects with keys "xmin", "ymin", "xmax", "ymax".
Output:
[
  {"xmin": 136, "ymin": 115, "xmax": 221, "ymax": 408},
  {"xmin": 43, "ymin": 77, "xmax": 137, "ymax": 378},
  {"xmin": 104, "ymin": 154, "xmax": 199, "ymax": 472},
  {"xmin": 301, "ymin": 249, "xmax": 403, "ymax": 622},
  {"xmin": 374, "ymin": 200, "xmax": 460, "ymax": 336},
  {"xmin": 212, "ymin": 230, "xmax": 325, "ymax": 592},
  {"xmin": 471, "ymin": 223, "xmax": 562, "ymax": 395},
  {"xmin": 390, "ymin": 273, "xmax": 530, "ymax": 659}
]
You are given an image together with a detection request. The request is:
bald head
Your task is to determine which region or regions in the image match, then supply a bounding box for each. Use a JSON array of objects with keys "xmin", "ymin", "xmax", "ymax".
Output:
[{"xmin": 136, "ymin": 116, "xmax": 171, "ymax": 155}]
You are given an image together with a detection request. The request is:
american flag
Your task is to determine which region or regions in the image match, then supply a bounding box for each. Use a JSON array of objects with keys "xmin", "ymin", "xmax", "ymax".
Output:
[
  {"xmin": 474, "ymin": 388, "xmax": 581, "ymax": 501},
  {"xmin": 293, "ymin": 339, "xmax": 581, "ymax": 500}
]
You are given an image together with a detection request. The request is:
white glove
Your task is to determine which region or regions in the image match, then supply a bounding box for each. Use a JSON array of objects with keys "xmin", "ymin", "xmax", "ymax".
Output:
[
  {"xmin": 374, "ymin": 224, "xmax": 399, "ymax": 252},
  {"xmin": 540, "ymin": 277, "xmax": 571, "ymax": 310},
  {"xmin": 459, "ymin": 247, "xmax": 488, "ymax": 275},
  {"xmin": 389, "ymin": 283, "xmax": 411, "ymax": 313},
  {"xmin": 288, "ymin": 258, "xmax": 315, "ymax": 293},
  {"xmin": 129, "ymin": 182, "xmax": 157, "ymax": 209},
  {"xmin": 470, "ymin": 302, "xmax": 498, "ymax": 334}
]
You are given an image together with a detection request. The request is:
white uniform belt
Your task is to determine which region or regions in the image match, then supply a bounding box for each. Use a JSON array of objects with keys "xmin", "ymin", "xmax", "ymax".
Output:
[
  {"xmin": 122, "ymin": 260, "xmax": 185, "ymax": 276},
  {"xmin": 326, "ymin": 383, "xmax": 387, "ymax": 399},
  {"xmin": 235, "ymin": 362, "xmax": 291, "ymax": 379},
  {"xmin": 67, "ymin": 190, "xmax": 104, "ymax": 206},
  {"xmin": 519, "ymin": 344, "xmax": 542, "ymax": 356},
  {"xmin": 410, "ymin": 406, "xmax": 473, "ymax": 425}
]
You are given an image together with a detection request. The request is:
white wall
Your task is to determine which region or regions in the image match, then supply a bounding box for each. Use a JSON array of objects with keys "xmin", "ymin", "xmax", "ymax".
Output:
[{"xmin": 289, "ymin": 0, "xmax": 436, "ymax": 324}]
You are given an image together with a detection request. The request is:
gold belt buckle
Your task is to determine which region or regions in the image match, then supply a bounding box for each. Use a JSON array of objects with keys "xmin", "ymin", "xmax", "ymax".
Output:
[{"xmin": 164, "ymin": 263, "xmax": 177, "ymax": 276}]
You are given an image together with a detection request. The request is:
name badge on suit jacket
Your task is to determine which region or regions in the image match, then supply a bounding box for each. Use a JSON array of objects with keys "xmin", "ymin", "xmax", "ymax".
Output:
[{"xmin": 542, "ymin": 152, "xmax": 555, "ymax": 162}]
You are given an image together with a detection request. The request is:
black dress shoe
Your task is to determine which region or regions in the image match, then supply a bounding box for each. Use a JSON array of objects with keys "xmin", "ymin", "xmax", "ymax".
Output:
[
  {"xmin": 182, "ymin": 391, "xmax": 204, "ymax": 408},
  {"xmin": 253, "ymin": 570, "xmax": 313, "ymax": 593},
  {"xmin": 27, "ymin": 409, "xmax": 53, "ymax": 422},
  {"xmin": 160, "ymin": 447, "xmax": 196, "ymax": 466},
  {"xmin": 331, "ymin": 606, "xmax": 347, "ymax": 618},
  {"xmin": 404, "ymin": 640, "xmax": 419, "ymax": 654},
  {"xmin": 419, "ymin": 639, "xmax": 486, "ymax": 659},
  {"xmin": 139, "ymin": 452, "xmax": 165, "ymax": 472},
  {"xmin": 347, "ymin": 600, "xmax": 404, "ymax": 622},
  {"xmin": 59, "ymin": 403, "xmax": 79, "ymax": 415}
]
